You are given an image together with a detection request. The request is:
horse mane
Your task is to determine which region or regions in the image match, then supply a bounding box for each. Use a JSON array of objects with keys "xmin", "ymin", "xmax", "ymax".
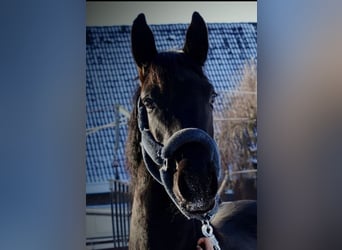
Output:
[{"xmin": 126, "ymin": 85, "xmax": 143, "ymax": 190}]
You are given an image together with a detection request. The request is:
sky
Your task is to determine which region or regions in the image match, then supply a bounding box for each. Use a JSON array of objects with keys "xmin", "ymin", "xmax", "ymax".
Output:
[{"xmin": 86, "ymin": 1, "xmax": 257, "ymax": 26}]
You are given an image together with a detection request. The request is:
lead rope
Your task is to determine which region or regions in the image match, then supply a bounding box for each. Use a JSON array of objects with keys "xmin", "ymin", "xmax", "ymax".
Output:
[{"xmin": 201, "ymin": 219, "xmax": 221, "ymax": 250}]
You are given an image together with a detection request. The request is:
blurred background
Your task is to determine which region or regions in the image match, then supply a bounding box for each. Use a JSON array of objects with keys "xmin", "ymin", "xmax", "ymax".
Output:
[{"xmin": 2, "ymin": 0, "xmax": 342, "ymax": 250}]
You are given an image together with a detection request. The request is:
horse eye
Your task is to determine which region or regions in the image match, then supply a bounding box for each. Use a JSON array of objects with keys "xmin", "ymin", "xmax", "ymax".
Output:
[
  {"xmin": 142, "ymin": 97, "xmax": 156, "ymax": 110},
  {"xmin": 210, "ymin": 92, "xmax": 218, "ymax": 107}
]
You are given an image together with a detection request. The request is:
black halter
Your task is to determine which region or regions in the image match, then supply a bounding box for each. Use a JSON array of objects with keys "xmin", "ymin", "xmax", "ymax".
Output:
[{"xmin": 137, "ymin": 97, "xmax": 221, "ymax": 220}]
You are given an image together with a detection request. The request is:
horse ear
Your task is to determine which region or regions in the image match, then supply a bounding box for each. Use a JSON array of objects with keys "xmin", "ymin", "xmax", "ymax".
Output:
[
  {"xmin": 131, "ymin": 13, "xmax": 157, "ymax": 70},
  {"xmin": 183, "ymin": 12, "xmax": 208, "ymax": 66}
]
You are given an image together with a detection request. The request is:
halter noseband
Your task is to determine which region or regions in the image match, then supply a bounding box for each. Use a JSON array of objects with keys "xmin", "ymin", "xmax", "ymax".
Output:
[{"xmin": 137, "ymin": 97, "xmax": 221, "ymax": 220}]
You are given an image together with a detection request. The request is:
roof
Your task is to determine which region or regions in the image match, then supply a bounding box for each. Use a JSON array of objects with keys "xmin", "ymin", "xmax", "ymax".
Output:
[{"xmin": 86, "ymin": 22, "xmax": 257, "ymax": 193}]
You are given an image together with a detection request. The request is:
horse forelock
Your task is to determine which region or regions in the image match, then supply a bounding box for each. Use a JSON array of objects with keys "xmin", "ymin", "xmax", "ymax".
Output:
[{"xmin": 140, "ymin": 52, "xmax": 207, "ymax": 85}]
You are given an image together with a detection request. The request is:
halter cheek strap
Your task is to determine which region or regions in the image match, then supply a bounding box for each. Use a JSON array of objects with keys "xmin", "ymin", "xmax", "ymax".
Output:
[{"xmin": 138, "ymin": 98, "xmax": 164, "ymax": 184}]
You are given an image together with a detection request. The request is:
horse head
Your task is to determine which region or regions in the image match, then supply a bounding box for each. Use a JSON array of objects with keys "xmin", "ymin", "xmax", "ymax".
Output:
[{"xmin": 131, "ymin": 12, "xmax": 221, "ymax": 220}]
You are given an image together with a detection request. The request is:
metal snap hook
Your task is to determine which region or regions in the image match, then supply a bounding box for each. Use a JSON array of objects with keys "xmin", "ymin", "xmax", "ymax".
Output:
[
  {"xmin": 201, "ymin": 220, "xmax": 221, "ymax": 250},
  {"xmin": 201, "ymin": 220, "xmax": 213, "ymax": 237}
]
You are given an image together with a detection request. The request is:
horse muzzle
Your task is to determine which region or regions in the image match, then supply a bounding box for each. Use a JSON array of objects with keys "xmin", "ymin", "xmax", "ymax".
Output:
[{"xmin": 160, "ymin": 128, "xmax": 221, "ymax": 220}]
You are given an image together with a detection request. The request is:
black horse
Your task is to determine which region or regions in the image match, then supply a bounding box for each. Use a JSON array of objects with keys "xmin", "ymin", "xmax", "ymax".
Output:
[{"xmin": 126, "ymin": 12, "xmax": 256, "ymax": 250}]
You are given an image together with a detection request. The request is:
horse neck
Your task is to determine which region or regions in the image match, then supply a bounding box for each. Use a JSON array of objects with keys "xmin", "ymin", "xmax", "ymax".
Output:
[{"xmin": 129, "ymin": 163, "xmax": 202, "ymax": 250}]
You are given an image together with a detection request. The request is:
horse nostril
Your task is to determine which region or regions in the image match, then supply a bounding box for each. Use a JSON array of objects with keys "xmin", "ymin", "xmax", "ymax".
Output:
[
  {"xmin": 176, "ymin": 159, "xmax": 193, "ymax": 201},
  {"xmin": 209, "ymin": 163, "xmax": 219, "ymax": 197},
  {"xmin": 175, "ymin": 158, "xmax": 218, "ymax": 203}
]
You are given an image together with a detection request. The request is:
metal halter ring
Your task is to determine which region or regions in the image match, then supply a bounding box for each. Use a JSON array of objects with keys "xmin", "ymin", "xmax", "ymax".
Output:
[{"xmin": 201, "ymin": 220, "xmax": 214, "ymax": 237}]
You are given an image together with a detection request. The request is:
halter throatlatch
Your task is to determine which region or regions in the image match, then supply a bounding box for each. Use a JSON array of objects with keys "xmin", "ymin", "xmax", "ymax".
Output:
[{"xmin": 137, "ymin": 97, "xmax": 221, "ymax": 220}]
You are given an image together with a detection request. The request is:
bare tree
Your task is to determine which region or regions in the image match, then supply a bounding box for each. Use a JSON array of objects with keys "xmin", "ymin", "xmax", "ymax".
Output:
[{"xmin": 217, "ymin": 60, "xmax": 257, "ymax": 200}]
